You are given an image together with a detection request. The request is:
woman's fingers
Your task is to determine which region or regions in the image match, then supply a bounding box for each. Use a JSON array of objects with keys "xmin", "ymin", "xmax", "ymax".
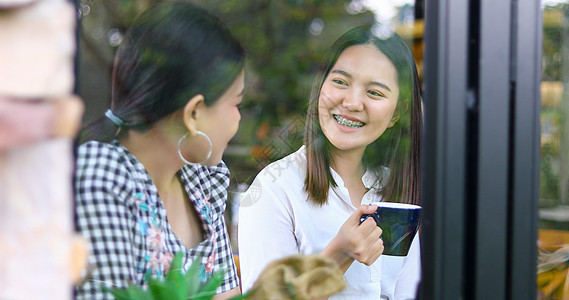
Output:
[
  {"xmin": 353, "ymin": 224, "xmax": 383, "ymax": 265},
  {"xmin": 346, "ymin": 204, "xmax": 378, "ymax": 227},
  {"xmin": 368, "ymin": 235, "xmax": 385, "ymax": 264},
  {"xmin": 331, "ymin": 205, "xmax": 384, "ymax": 266},
  {"xmin": 359, "ymin": 216, "xmax": 379, "ymax": 235},
  {"xmin": 349, "ymin": 212, "xmax": 383, "ymax": 265}
]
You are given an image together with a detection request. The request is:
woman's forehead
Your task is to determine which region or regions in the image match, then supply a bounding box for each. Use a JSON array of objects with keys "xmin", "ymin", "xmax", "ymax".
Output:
[{"xmin": 331, "ymin": 45, "xmax": 399, "ymax": 90}]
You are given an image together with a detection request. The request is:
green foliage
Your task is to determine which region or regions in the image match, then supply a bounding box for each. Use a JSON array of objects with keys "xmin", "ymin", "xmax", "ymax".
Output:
[
  {"xmin": 78, "ymin": 0, "xmax": 398, "ymax": 181},
  {"xmin": 542, "ymin": 4, "xmax": 568, "ymax": 81},
  {"xmin": 102, "ymin": 252, "xmax": 245, "ymax": 300},
  {"xmin": 79, "ymin": 0, "xmax": 373, "ymax": 142}
]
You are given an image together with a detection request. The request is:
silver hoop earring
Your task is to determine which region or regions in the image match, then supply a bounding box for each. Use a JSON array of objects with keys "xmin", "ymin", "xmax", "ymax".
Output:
[{"xmin": 177, "ymin": 131, "xmax": 213, "ymax": 165}]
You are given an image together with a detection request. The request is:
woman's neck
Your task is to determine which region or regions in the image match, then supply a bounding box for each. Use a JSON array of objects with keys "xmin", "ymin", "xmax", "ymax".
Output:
[
  {"xmin": 119, "ymin": 128, "xmax": 184, "ymax": 197},
  {"xmin": 329, "ymin": 147, "xmax": 366, "ymax": 185},
  {"xmin": 330, "ymin": 147, "xmax": 367, "ymax": 207}
]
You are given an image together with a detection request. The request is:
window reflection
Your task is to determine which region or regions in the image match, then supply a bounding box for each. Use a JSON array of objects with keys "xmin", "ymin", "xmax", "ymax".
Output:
[
  {"xmin": 77, "ymin": 0, "xmax": 425, "ymax": 234},
  {"xmin": 77, "ymin": 1, "xmax": 424, "ymax": 298},
  {"xmin": 539, "ymin": 1, "xmax": 569, "ymax": 299}
]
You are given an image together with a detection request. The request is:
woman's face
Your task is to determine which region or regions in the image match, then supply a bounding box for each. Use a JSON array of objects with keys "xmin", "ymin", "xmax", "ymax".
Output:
[
  {"xmin": 318, "ymin": 44, "xmax": 399, "ymax": 154},
  {"xmin": 198, "ymin": 70, "xmax": 245, "ymax": 165}
]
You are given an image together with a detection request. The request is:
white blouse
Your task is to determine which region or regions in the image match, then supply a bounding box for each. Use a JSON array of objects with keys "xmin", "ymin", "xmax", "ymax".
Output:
[{"xmin": 238, "ymin": 146, "xmax": 421, "ymax": 300}]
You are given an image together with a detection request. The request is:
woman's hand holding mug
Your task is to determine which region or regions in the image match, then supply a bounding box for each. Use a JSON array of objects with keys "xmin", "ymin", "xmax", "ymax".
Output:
[{"xmin": 322, "ymin": 205, "xmax": 384, "ymax": 272}]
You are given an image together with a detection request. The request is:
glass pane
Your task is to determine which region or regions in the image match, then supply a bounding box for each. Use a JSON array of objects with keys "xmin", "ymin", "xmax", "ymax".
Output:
[
  {"xmin": 77, "ymin": 1, "xmax": 424, "ymax": 298},
  {"xmin": 220, "ymin": 0, "xmax": 424, "ymax": 249},
  {"xmin": 539, "ymin": 1, "xmax": 569, "ymax": 299}
]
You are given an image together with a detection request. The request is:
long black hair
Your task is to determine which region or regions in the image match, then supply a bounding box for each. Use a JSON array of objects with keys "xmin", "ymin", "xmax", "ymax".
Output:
[
  {"xmin": 79, "ymin": 2, "xmax": 245, "ymax": 143},
  {"xmin": 304, "ymin": 25, "xmax": 422, "ymax": 206}
]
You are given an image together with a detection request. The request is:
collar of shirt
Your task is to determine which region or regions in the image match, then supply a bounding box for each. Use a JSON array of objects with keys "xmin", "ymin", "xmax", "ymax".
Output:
[{"xmin": 324, "ymin": 159, "xmax": 385, "ymax": 208}]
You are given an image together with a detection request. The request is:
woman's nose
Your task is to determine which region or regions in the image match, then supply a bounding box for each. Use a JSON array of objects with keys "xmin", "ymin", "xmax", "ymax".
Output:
[{"xmin": 342, "ymin": 91, "xmax": 363, "ymax": 111}]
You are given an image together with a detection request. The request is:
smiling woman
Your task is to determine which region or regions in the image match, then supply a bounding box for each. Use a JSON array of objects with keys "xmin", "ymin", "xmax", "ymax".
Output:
[
  {"xmin": 239, "ymin": 25, "xmax": 423, "ymax": 299},
  {"xmin": 318, "ymin": 45, "xmax": 400, "ymax": 155}
]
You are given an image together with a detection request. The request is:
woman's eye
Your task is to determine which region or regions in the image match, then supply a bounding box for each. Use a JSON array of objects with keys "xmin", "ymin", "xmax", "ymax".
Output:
[
  {"xmin": 332, "ymin": 79, "xmax": 347, "ymax": 86},
  {"xmin": 368, "ymin": 90, "xmax": 385, "ymax": 98}
]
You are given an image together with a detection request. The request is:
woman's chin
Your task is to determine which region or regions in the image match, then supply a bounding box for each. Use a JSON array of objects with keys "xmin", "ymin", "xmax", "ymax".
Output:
[{"xmin": 327, "ymin": 139, "xmax": 367, "ymax": 153}]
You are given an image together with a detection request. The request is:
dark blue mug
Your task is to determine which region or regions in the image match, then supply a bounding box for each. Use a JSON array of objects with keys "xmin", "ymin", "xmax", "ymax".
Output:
[{"xmin": 360, "ymin": 202, "xmax": 421, "ymax": 256}]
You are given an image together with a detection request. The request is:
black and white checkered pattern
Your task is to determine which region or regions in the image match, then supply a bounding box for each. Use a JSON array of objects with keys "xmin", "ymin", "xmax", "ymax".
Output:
[{"xmin": 74, "ymin": 140, "xmax": 238, "ymax": 299}]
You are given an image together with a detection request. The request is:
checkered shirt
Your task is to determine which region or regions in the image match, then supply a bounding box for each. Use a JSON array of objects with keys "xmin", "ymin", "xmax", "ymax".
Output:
[{"xmin": 74, "ymin": 140, "xmax": 238, "ymax": 299}]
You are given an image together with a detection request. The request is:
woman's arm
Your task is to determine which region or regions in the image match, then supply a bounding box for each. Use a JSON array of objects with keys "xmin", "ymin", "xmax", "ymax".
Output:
[
  {"xmin": 211, "ymin": 200, "xmax": 240, "ymax": 294},
  {"xmin": 212, "ymin": 287, "xmax": 241, "ymax": 300},
  {"xmin": 74, "ymin": 145, "xmax": 138, "ymax": 299},
  {"xmin": 238, "ymin": 175, "xmax": 299, "ymax": 293},
  {"xmin": 321, "ymin": 204, "xmax": 384, "ymax": 273}
]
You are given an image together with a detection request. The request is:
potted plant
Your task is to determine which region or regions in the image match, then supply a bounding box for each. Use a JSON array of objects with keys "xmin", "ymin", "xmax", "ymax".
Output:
[{"xmin": 103, "ymin": 252, "xmax": 246, "ymax": 300}]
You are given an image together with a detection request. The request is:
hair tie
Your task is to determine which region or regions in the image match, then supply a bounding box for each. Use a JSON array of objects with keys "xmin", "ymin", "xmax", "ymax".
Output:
[{"xmin": 105, "ymin": 109, "xmax": 125, "ymax": 127}]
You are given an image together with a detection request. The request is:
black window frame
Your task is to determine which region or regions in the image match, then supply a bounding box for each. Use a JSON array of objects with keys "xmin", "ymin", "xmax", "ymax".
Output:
[{"xmin": 419, "ymin": 0, "xmax": 542, "ymax": 299}]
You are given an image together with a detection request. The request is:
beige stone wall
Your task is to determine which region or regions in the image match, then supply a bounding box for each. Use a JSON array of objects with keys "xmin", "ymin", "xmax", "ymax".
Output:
[{"xmin": 0, "ymin": 0, "xmax": 79, "ymax": 298}]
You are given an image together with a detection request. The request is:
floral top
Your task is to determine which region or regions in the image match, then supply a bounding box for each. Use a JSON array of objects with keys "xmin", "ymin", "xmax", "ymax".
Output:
[{"xmin": 74, "ymin": 140, "xmax": 238, "ymax": 299}]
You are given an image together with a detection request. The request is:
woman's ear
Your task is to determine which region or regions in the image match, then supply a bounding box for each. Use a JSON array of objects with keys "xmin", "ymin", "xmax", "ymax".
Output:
[
  {"xmin": 388, "ymin": 100, "xmax": 409, "ymax": 128},
  {"xmin": 182, "ymin": 94, "xmax": 205, "ymax": 134},
  {"xmin": 388, "ymin": 110, "xmax": 400, "ymax": 128}
]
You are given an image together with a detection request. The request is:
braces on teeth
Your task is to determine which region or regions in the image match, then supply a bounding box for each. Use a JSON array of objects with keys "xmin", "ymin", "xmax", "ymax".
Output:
[{"xmin": 334, "ymin": 115, "xmax": 364, "ymax": 128}]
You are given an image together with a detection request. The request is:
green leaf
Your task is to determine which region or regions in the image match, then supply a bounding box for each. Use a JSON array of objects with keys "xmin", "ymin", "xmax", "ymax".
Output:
[
  {"xmin": 100, "ymin": 253, "xmax": 230, "ymax": 300},
  {"xmin": 101, "ymin": 285, "xmax": 130, "ymax": 299},
  {"xmin": 184, "ymin": 257, "xmax": 203, "ymax": 296},
  {"xmin": 125, "ymin": 286, "xmax": 154, "ymax": 300},
  {"xmin": 166, "ymin": 252, "xmax": 184, "ymax": 282},
  {"xmin": 147, "ymin": 277, "xmax": 179, "ymax": 299},
  {"xmin": 234, "ymin": 289, "xmax": 256, "ymax": 300},
  {"xmin": 165, "ymin": 252, "xmax": 187, "ymax": 298},
  {"xmin": 102, "ymin": 284, "xmax": 151, "ymax": 300},
  {"xmin": 194, "ymin": 271, "xmax": 225, "ymax": 300}
]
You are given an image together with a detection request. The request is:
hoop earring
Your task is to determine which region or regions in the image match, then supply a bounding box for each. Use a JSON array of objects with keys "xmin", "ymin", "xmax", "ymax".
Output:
[{"xmin": 177, "ymin": 131, "xmax": 213, "ymax": 165}]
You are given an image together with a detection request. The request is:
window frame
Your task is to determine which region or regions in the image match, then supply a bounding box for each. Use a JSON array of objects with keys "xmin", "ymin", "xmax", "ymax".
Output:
[{"xmin": 419, "ymin": 0, "xmax": 541, "ymax": 299}]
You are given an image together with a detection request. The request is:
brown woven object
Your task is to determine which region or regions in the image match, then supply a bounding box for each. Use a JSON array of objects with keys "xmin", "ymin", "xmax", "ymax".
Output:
[{"xmin": 248, "ymin": 255, "xmax": 346, "ymax": 300}]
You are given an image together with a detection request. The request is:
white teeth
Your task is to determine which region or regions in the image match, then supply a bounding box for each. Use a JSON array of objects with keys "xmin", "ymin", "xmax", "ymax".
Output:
[{"xmin": 333, "ymin": 115, "xmax": 364, "ymax": 128}]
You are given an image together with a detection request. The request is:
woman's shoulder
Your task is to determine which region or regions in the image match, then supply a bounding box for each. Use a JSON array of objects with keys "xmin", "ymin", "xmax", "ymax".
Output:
[
  {"xmin": 241, "ymin": 147, "xmax": 307, "ymax": 209},
  {"xmin": 76, "ymin": 140, "xmax": 125, "ymax": 165},
  {"xmin": 75, "ymin": 140, "xmax": 136, "ymax": 188},
  {"xmin": 256, "ymin": 146, "xmax": 306, "ymax": 184}
]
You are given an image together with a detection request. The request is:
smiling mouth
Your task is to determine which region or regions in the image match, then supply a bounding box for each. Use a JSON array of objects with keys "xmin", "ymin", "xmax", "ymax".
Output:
[{"xmin": 333, "ymin": 114, "xmax": 365, "ymax": 128}]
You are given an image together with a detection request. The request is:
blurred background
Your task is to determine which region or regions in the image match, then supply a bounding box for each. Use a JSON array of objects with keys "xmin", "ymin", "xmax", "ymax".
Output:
[
  {"xmin": 76, "ymin": 0, "xmax": 423, "ymax": 184},
  {"xmin": 75, "ymin": 0, "xmax": 569, "ymax": 298},
  {"xmin": 75, "ymin": 0, "xmax": 424, "ymax": 252},
  {"xmin": 539, "ymin": 3, "xmax": 569, "ymax": 298}
]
